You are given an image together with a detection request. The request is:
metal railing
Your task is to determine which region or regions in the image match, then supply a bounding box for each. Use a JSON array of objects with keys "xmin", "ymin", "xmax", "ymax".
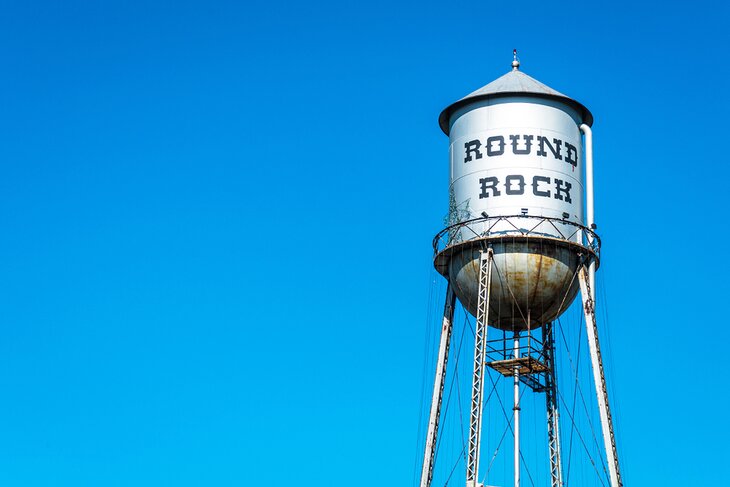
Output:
[{"xmin": 433, "ymin": 214, "xmax": 601, "ymax": 258}]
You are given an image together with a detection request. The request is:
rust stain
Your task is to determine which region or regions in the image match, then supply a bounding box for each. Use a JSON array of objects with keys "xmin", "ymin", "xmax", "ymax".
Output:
[{"xmin": 447, "ymin": 239, "xmax": 582, "ymax": 331}]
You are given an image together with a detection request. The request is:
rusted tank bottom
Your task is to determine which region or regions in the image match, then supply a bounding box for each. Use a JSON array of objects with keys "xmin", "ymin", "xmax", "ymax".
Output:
[{"xmin": 434, "ymin": 237, "xmax": 596, "ymax": 331}]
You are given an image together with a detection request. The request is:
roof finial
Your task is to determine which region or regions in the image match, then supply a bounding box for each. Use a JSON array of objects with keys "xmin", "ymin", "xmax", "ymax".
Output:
[{"xmin": 512, "ymin": 49, "xmax": 520, "ymax": 71}]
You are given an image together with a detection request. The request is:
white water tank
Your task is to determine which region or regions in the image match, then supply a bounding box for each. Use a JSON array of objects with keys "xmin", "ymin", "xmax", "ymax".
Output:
[{"xmin": 435, "ymin": 61, "xmax": 597, "ymax": 331}]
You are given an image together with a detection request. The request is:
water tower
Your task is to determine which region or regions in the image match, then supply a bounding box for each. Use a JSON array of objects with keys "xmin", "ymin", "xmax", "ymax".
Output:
[{"xmin": 419, "ymin": 52, "xmax": 623, "ymax": 487}]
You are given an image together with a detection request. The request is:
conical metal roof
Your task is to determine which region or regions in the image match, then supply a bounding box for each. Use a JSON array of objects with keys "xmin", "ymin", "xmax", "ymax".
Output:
[{"xmin": 438, "ymin": 68, "xmax": 593, "ymax": 134}]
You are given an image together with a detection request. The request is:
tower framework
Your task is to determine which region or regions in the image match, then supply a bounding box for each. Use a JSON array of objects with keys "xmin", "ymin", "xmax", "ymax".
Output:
[
  {"xmin": 420, "ymin": 234, "xmax": 622, "ymax": 487},
  {"xmin": 419, "ymin": 56, "xmax": 622, "ymax": 487}
]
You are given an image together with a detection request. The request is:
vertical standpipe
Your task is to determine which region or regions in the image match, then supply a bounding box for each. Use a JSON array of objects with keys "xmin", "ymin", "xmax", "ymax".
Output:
[
  {"xmin": 581, "ymin": 123, "xmax": 597, "ymax": 302},
  {"xmin": 513, "ymin": 335, "xmax": 520, "ymax": 487}
]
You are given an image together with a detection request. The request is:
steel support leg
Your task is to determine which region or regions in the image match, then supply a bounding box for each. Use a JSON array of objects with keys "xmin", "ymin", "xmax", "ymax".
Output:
[
  {"xmin": 544, "ymin": 322, "xmax": 564, "ymax": 487},
  {"xmin": 466, "ymin": 249, "xmax": 493, "ymax": 487},
  {"xmin": 419, "ymin": 284, "xmax": 457, "ymax": 487},
  {"xmin": 578, "ymin": 265, "xmax": 623, "ymax": 487}
]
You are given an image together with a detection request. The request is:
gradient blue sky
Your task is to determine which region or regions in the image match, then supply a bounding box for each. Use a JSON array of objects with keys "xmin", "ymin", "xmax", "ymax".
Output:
[{"xmin": 0, "ymin": 0, "xmax": 728, "ymax": 485}]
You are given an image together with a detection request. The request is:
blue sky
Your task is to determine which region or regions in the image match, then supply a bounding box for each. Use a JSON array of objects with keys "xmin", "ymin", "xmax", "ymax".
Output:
[{"xmin": 0, "ymin": 0, "xmax": 728, "ymax": 485}]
